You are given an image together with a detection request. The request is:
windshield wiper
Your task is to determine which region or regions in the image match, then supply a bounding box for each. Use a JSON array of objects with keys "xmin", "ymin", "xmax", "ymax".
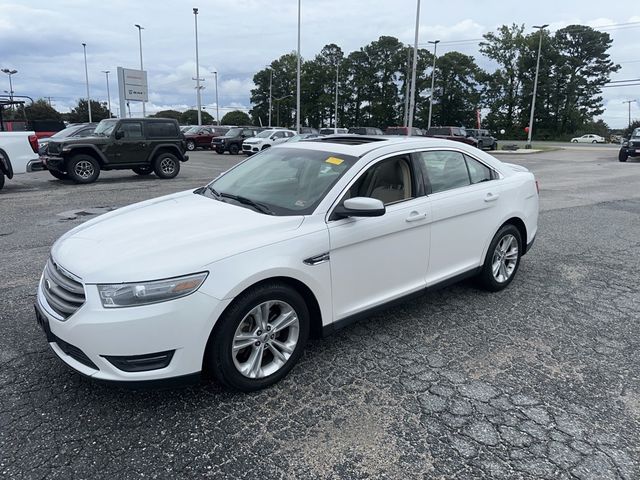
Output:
[
  {"xmin": 204, "ymin": 184, "xmax": 222, "ymax": 198},
  {"xmin": 220, "ymin": 192, "xmax": 274, "ymax": 215}
]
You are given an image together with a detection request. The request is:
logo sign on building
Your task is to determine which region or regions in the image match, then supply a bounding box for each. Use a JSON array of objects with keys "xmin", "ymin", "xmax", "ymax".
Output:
[{"xmin": 117, "ymin": 67, "xmax": 148, "ymax": 101}]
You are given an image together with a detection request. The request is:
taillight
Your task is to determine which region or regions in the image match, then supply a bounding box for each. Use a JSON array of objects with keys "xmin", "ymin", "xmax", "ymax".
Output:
[
  {"xmin": 28, "ymin": 134, "xmax": 39, "ymax": 154},
  {"xmin": 535, "ymin": 180, "xmax": 540, "ymax": 194}
]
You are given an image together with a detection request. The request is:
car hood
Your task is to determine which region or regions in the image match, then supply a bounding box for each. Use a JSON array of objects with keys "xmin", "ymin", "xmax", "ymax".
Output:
[{"xmin": 51, "ymin": 191, "xmax": 304, "ymax": 283}]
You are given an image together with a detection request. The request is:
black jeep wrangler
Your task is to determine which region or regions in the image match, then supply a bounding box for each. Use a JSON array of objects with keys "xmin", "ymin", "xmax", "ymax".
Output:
[
  {"xmin": 619, "ymin": 128, "xmax": 640, "ymax": 162},
  {"xmin": 43, "ymin": 118, "xmax": 188, "ymax": 184}
]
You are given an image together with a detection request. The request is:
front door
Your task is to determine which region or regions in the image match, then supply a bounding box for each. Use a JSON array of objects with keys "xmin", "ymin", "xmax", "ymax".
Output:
[
  {"xmin": 328, "ymin": 154, "xmax": 431, "ymax": 321},
  {"xmin": 109, "ymin": 121, "xmax": 147, "ymax": 164}
]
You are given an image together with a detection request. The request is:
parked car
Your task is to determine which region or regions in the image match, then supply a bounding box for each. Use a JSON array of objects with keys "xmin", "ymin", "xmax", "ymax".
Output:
[
  {"xmin": 618, "ymin": 128, "xmax": 640, "ymax": 162},
  {"xmin": 38, "ymin": 123, "xmax": 97, "ymax": 155},
  {"xmin": 571, "ymin": 134, "xmax": 605, "ymax": 144},
  {"xmin": 242, "ymin": 129, "xmax": 296, "ymax": 154},
  {"xmin": 34, "ymin": 135, "xmax": 538, "ymax": 391},
  {"xmin": 184, "ymin": 126, "xmax": 230, "ymax": 151},
  {"xmin": 300, "ymin": 127, "xmax": 319, "ymax": 134},
  {"xmin": 319, "ymin": 128, "xmax": 349, "ymax": 135},
  {"xmin": 425, "ymin": 126, "xmax": 478, "ymax": 147},
  {"xmin": 42, "ymin": 118, "xmax": 188, "ymax": 184},
  {"xmin": 466, "ymin": 128, "xmax": 498, "ymax": 150},
  {"xmin": 349, "ymin": 127, "xmax": 384, "ymax": 135},
  {"xmin": 212, "ymin": 127, "xmax": 262, "ymax": 155},
  {"xmin": 384, "ymin": 126, "xmax": 424, "ymax": 136},
  {"xmin": 0, "ymin": 131, "xmax": 39, "ymax": 191},
  {"xmin": 286, "ymin": 133, "xmax": 324, "ymax": 142}
]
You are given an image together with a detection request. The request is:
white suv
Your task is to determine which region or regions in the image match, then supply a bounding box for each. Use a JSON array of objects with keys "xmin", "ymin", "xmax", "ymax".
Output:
[
  {"xmin": 35, "ymin": 137, "xmax": 538, "ymax": 391},
  {"xmin": 242, "ymin": 129, "xmax": 296, "ymax": 154}
]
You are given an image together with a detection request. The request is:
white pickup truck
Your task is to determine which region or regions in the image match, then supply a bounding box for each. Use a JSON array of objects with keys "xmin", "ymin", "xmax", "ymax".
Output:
[{"xmin": 0, "ymin": 132, "xmax": 40, "ymax": 191}]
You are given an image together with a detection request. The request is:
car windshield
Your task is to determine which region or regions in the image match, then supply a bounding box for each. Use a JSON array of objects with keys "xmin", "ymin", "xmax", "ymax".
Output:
[
  {"xmin": 257, "ymin": 130, "xmax": 273, "ymax": 138},
  {"xmin": 94, "ymin": 119, "xmax": 118, "ymax": 136},
  {"xmin": 185, "ymin": 127, "xmax": 201, "ymax": 134},
  {"xmin": 225, "ymin": 128, "xmax": 242, "ymax": 137},
  {"xmin": 50, "ymin": 125, "xmax": 84, "ymax": 139},
  {"xmin": 631, "ymin": 129, "xmax": 640, "ymax": 139},
  {"xmin": 203, "ymin": 147, "xmax": 357, "ymax": 216}
]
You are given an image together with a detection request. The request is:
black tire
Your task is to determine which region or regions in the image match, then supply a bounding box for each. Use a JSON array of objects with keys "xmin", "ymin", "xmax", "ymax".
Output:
[
  {"xmin": 67, "ymin": 154, "xmax": 100, "ymax": 184},
  {"xmin": 477, "ymin": 141, "xmax": 484, "ymax": 150},
  {"xmin": 572, "ymin": 139, "xmax": 578, "ymax": 143},
  {"xmin": 228, "ymin": 144, "xmax": 240, "ymax": 155},
  {"xmin": 215, "ymin": 147, "xmax": 225, "ymax": 154},
  {"xmin": 0, "ymin": 173, "xmax": 4, "ymax": 191},
  {"xmin": 490, "ymin": 141, "xmax": 497, "ymax": 151},
  {"xmin": 132, "ymin": 166, "xmax": 153, "ymax": 175},
  {"xmin": 206, "ymin": 282, "xmax": 310, "ymax": 392},
  {"xmin": 478, "ymin": 224, "xmax": 523, "ymax": 292},
  {"xmin": 153, "ymin": 152, "xmax": 180, "ymax": 179},
  {"xmin": 48, "ymin": 169, "xmax": 69, "ymax": 180},
  {"xmin": 618, "ymin": 150, "xmax": 628, "ymax": 162},
  {"xmin": 592, "ymin": 140, "xmax": 597, "ymax": 144},
  {"xmin": 186, "ymin": 140, "xmax": 196, "ymax": 151}
]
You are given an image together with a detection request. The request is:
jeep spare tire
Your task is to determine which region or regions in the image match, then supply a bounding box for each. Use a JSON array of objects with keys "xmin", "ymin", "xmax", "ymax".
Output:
[
  {"xmin": 154, "ymin": 152, "xmax": 180, "ymax": 179},
  {"xmin": 67, "ymin": 154, "xmax": 100, "ymax": 184}
]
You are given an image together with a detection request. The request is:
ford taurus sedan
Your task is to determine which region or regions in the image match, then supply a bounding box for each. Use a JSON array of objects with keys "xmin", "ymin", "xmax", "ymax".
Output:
[{"xmin": 35, "ymin": 136, "xmax": 539, "ymax": 391}]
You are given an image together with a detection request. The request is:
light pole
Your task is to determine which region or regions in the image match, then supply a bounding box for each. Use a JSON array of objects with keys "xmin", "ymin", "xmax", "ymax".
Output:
[
  {"xmin": 193, "ymin": 7, "xmax": 202, "ymax": 126},
  {"xmin": 134, "ymin": 24, "xmax": 145, "ymax": 117},
  {"xmin": 526, "ymin": 24, "xmax": 548, "ymax": 149},
  {"xmin": 623, "ymin": 100, "xmax": 637, "ymax": 128},
  {"xmin": 407, "ymin": 0, "xmax": 421, "ymax": 137},
  {"xmin": 268, "ymin": 67, "xmax": 273, "ymax": 127},
  {"xmin": 1, "ymin": 69, "xmax": 17, "ymax": 104},
  {"xmin": 212, "ymin": 71, "xmax": 219, "ymax": 125},
  {"xmin": 82, "ymin": 43, "xmax": 92, "ymax": 122},
  {"xmin": 102, "ymin": 70, "xmax": 111, "ymax": 118},
  {"xmin": 295, "ymin": 0, "xmax": 301, "ymax": 133},
  {"xmin": 403, "ymin": 48, "xmax": 411, "ymax": 126},
  {"xmin": 427, "ymin": 40, "xmax": 440, "ymax": 129},
  {"xmin": 334, "ymin": 60, "xmax": 340, "ymax": 129}
]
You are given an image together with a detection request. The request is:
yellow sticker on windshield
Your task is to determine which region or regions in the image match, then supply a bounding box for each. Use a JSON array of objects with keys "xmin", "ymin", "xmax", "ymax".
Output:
[{"xmin": 326, "ymin": 156, "xmax": 344, "ymax": 165}]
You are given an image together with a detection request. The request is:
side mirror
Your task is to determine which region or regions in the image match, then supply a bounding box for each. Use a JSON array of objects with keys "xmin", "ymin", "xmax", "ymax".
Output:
[
  {"xmin": 114, "ymin": 130, "xmax": 124, "ymax": 140},
  {"xmin": 334, "ymin": 197, "xmax": 386, "ymax": 219}
]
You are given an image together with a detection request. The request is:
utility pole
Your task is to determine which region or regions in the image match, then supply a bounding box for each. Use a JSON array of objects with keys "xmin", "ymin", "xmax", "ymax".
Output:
[
  {"xmin": 295, "ymin": 0, "xmax": 301, "ymax": 133},
  {"xmin": 427, "ymin": 40, "xmax": 440, "ymax": 129},
  {"xmin": 211, "ymin": 71, "xmax": 219, "ymax": 125},
  {"xmin": 623, "ymin": 100, "xmax": 637, "ymax": 128},
  {"xmin": 407, "ymin": 0, "xmax": 421, "ymax": 137},
  {"xmin": 403, "ymin": 48, "xmax": 411, "ymax": 126},
  {"xmin": 134, "ymin": 24, "xmax": 145, "ymax": 117},
  {"xmin": 102, "ymin": 71, "xmax": 111, "ymax": 118},
  {"xmin": 526, "ymin": 24, "xmax": 548, "ymax": 149},
  {"xmin": 193, "ymin": 7, "xmax": 202, "ymax": 125},
  {"xmin": 82, "ymin": 43, "xmax": 92, "ymax": 122}
]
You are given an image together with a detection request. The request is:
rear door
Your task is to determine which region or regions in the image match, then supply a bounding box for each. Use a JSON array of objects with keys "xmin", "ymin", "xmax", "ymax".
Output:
[{"xmin": 416, "ymin": 149, "xmax": 504, "ymax": 284}]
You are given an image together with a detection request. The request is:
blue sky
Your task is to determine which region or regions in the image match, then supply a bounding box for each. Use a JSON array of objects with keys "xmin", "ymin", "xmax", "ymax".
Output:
[{"xmin": 1, "ymin": 0, "xmax": 638, "ymax": 128}]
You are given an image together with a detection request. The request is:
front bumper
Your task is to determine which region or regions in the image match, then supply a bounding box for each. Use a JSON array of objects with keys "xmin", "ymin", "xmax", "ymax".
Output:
[
  {"xmin": 620, "ymin": 146, "xmax": 640, "ymax": 157},
  {"xmin": 242, "ymin": 144, "xmax": 260, "ymax": 154},
  {"xmin": 42, "ymin": 155, "xmax": 65, "ymax": 172},
  {"xmin": 35, "ymin": 273, "xmax": 232, "ymax": 383}
]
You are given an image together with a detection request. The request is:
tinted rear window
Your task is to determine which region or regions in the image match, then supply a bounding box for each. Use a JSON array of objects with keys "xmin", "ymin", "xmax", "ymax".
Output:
[
  {"xmin": 146, "ymin": 121, "xmax": 178, "ymax": 137},
  {"xmin": 426, "ymin": 127, "xmax": 450, "ymax": 136}
]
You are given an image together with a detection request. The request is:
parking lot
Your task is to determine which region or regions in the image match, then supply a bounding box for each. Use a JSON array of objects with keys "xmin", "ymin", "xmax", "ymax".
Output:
[{"xmin": 1, "ymin": 145, "xmax": 639, "ymax": 479}]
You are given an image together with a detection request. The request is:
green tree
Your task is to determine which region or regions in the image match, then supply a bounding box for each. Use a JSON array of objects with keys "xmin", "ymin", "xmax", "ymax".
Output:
[
  {"xmin": 25, "ymin": 99, "xmax": 62, "ymax": 121},
  {"xmin": 67, "ymin": 99, "xmax": 112, "ymax": 123},
  {"xmin": 250, "ymin": 52, "xmax": 299, "ymax": 127},
  {"xmin": 180, "ymin": 109, "xmax": 213, "ymax": 125},
  {"xmin": 221, "ymin": 110, "xmax": 252, "ymax": 125},
  {"xmin": 150, "ymin": 109, "xmax": 182, "ymax": 121}
]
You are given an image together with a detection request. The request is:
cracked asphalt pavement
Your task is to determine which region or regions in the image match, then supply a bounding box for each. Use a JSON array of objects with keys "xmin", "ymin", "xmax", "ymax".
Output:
[{"xmin": 1, "ymin": 146, "xmax": 639, "ymax": 479}]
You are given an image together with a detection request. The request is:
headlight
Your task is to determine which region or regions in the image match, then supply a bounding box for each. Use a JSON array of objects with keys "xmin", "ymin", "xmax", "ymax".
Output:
[
  {"xmin": 97, "ymin": 272, "xmax": 208, "ymax": 308},
  {"xmin": 622, "ymin": 141, "xmax": 629, "ymax": 147}
]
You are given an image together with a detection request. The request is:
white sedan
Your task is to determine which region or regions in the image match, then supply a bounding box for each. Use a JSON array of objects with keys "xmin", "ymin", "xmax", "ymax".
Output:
[
  {"xmin": 570, "ymin": 134, "xmax": 605, "ymax": 143},
  {"xmin": 35, "ymin": 136, "xmax": 539, "ymax": 391}
]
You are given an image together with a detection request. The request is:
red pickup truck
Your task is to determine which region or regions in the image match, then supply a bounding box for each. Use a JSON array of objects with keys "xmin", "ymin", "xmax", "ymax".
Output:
[{"xmin": 425, "ymin": 126, "xmax": 478, "ymax": 148}]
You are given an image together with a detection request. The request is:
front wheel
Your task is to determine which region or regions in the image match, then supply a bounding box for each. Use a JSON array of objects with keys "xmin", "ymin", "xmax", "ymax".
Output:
[
  {"xmin": 0, "ymin": 173, "xmax": 4, "ymax": 190},
  {"xmin": 186, "ymin": 140, "xmax": 196, "ymax": 151},
  {"xmin": 618, "ymin": 150, "xmax": 628, "ymax": 162},
  {"xmin": 215, "ymin": 147, "xmax": 225, "ymax": 154},
  {"xmin": 205, "ymin": 282, "xmax": 310, "ymax": 391},
  {"xmin": 572, "ymin": 139, "xmax": 578, "ymax": 143},
  {"xmin": 478, "ymin": 225, "xmax": 522, "ymax": 292},
  {"xmin": 153, "ymin": 152, "xmax": 180, "ymax": 179},
  {"xmin": 48, "ymin": 169, "xmax": 69, "ymax": 180},
  {"xmin": 228, "ymin": 144, "xmax": 240, "ymax": 155},
  {"xmin": 67, "ymin": 154, "xmax": 100, "ymax": 184},
  {"xmin": 592, "ymin": 140, "xmax": 597, "ymax": 144}
]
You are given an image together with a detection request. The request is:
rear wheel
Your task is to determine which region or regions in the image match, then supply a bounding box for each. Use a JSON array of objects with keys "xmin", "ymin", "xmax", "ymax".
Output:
[
  {"xmin": 618, "ymin": 150, "xmax": 628, "ymax": 162},
  {"xmin": 132, "ymin": 166, "xmax": 153, "ymax": 175},
  {"xmin": 67, "ymin": 154, "xmax": 100, "ymax": 184},
  {"xmin": 0, "ymin": 173, "xmax": 4, "ymax": 190},
  {"xmin": 48, "ymin": 169, "xmax": 69, "ymax": 180},
  {"xmin": 205, "ymin": 282, "xmax": 310, "ymax": 392},
  {"xmin": 592, "ymin": 140, "xmax": 597, "ymax": 144},
  {"xmin": 229, "ymin": 144, "xmax": 240, "ymax": 155},
  {"xmin": 478, "ymin": 224, "xmax": 522, "ymax": 292},
  {"xmin": 153, "ymin": 152, "xmax": 180, "ymax": 179},
  {"xmin": 215, "ymin": 147, "xmax": 225, "ymax": 154}
]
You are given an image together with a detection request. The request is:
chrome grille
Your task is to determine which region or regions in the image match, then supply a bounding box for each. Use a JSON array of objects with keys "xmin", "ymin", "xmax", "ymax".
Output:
[{"xmin": 42, "ymin": 258, "xmax": 85, "ymax": 319}]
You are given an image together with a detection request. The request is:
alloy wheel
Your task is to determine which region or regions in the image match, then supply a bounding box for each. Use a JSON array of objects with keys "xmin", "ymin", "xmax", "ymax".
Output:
[
  {"xmin": 74, "ymin": 160, "xmax": 95, "ymax": 179},
  {"xmin": 491, "ymin": 234, "xmax": 518, "ymax": 283},
  {"xmin": 159, "ymin": 157, "xmax": 176, "ymax": 175}
]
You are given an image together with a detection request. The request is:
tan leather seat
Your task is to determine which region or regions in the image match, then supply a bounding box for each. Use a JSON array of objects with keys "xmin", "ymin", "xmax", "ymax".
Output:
[{"xmin": 369, "ymin": 159, "xmax": 409, "ymax": 204}]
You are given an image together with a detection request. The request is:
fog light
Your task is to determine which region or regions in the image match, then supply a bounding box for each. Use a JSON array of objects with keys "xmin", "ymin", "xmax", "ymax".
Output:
[{"xmin": 103, "ymin": 350, "xmax": 175, "ymax": 372}]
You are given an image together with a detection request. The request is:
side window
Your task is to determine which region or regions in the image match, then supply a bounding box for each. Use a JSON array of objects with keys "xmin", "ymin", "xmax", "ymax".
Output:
[
  {"xmin": 418, "ymin": 151, "xmax": 470, "ymax": 193},
  {"xmin": 242, "ymin": 129, "xmax": 253, "ymax": 137},
  {"xmin": 146, "ymin": 122, "xmax": 176, "ymax": 137},
  {"xmin": 343, "ymin": 156, "xmax": 413, "ymax": 206},
  {"xmin": 273, "ymin": 132, "xmax": 285, "ymax": 139},
  {"xmin": 465, "ymin": 155, "xmax": 493, "ymax": 184},
  {"xmin": 119, "ymin": 122, "xmax": 143, "ymax": 139}
]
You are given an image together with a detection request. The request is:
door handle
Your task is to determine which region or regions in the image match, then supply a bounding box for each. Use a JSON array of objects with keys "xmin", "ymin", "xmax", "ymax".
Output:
[
  {"xmin": 406, "ymin": 212, "xmax": 427, "ymax": 222},
  {"xmin": 484, "ymin": 192, "xmax": 500, "ymax": 202}
]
